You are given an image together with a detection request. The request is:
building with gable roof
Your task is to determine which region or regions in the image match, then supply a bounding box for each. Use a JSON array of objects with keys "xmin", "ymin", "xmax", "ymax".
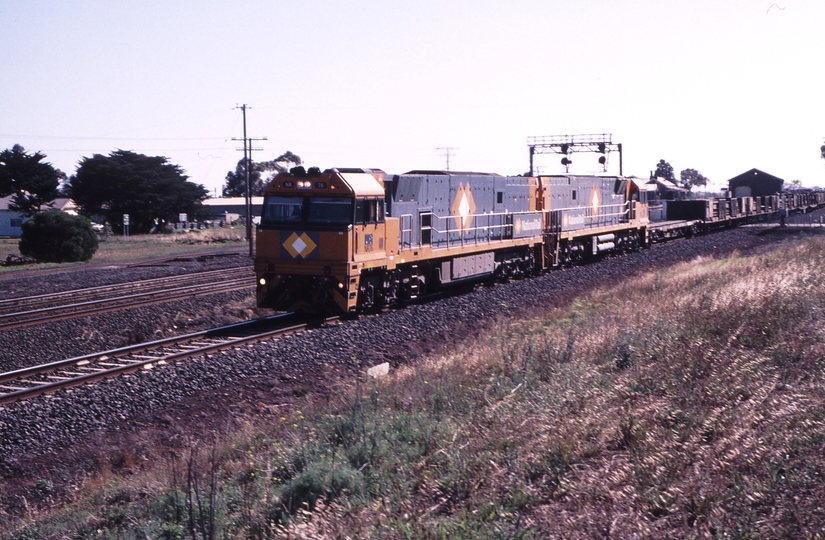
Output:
[
  {"xmin": 728, "ymin": 168, "xmax": 784, "ymax": 197},
  {"xmin": 0, "ymin": 196, "xmax": 78, "ymax": 237}
]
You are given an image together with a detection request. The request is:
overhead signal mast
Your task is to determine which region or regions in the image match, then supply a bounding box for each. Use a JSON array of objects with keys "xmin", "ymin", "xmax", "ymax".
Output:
[
  {"xmin": 527, "ymin": 134, "xmax": 622, "ymax": 176},
  {"xmin": 232, "ymin": 104, "xmax": 267, "ymax": 256}
]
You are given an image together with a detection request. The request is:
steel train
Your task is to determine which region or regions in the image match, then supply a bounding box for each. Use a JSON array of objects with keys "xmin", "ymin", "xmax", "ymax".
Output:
[{"xmin": 254, "ymin": 167, "xmax": 825, "ymax": 314}]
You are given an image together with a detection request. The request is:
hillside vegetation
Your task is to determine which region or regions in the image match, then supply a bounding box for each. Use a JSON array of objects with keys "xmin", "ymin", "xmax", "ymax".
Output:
[{"xmin": 5, "ymin": 237, "xmax": 825, "ymax": 538}]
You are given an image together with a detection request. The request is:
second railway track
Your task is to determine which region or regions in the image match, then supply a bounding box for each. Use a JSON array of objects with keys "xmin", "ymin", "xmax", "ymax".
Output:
[
  {"xmin": 0, "ymin": 267, "xmax": 254, "ymax": 330},
  {"xmin": 0, "ymin": 313, "xmax": 326, "ymax": 406}
]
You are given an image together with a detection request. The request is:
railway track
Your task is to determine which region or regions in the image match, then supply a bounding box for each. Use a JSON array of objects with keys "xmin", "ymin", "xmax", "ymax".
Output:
[
  {"xmin": 0, "ymin": 267, "xmax": 253, "ymax": 330},
  {"xmin": 0, "ymin": 314, "xmax": 325, "ymax": 406}
]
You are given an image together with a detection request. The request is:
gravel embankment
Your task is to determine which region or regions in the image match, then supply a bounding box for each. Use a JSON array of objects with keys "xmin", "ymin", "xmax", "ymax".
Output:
[{"xmin": 0, "ymin": 227, "xmax": 818, "ymax": 474}]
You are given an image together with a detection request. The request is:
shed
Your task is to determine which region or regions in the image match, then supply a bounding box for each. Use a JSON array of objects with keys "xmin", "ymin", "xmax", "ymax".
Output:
[
  {"xmin": 201, "ymin": 197, "xmax": 264, "ymax": 224},
  {"xmin": 728, "ymin": 169, "xmax": 784, "ymax": 197}
]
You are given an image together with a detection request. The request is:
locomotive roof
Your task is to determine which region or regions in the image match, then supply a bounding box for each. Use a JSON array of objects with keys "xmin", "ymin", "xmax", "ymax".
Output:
[
  {"xmin": 403, "ymin": 170, "xmax": 503, "ymax": 176},
  {"xmin": 338, "ymin": 171, "xmax": 385, "ymax": 197}
]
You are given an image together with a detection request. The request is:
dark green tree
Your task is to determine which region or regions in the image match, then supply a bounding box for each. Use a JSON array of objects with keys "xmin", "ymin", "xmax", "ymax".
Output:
[
  {"xmin": 679, "ymin": 168, "xmax": 709, "ymax": 191},
  {"xmin": 70, "ymin": 150, "xmax": 208, "ymax": 233},
  {"xmin": 654, "ymin": 159, "xmax": 676, "ymax": 182},
  {"xmin": 222, "ymin": 158, "xmax": 263, "ymax": 197},
  {"xmin": 19, "ymin": 210, "xmax": 99, "ymax": 262},
  {"xmin": 0, "ymin": 145, "xmax": 64, "ymax": 216}
]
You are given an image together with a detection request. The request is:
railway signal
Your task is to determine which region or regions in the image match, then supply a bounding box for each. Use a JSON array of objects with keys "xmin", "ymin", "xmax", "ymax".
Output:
[{"xmin": 527, "ymin": 134, "xmax": 622, "ymax": 175}]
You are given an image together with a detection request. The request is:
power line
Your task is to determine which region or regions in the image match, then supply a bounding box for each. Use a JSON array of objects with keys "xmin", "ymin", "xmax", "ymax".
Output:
[
  {"xmin": 232, "ymin": 104, "xmax": 267, "ymax": 257},
  {"xmin": 436, "ymin": 147, "xmax": 457, "ymax": 171},
  {"xmin": 0, "ymin": 134, "xmax": 228, "ymax": 141}
]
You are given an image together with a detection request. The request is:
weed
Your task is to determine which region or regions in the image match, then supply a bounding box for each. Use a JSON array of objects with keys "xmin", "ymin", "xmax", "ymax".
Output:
[{"xmin": 33, "ymin": 479, "xmax": 52, "ymax": 498}]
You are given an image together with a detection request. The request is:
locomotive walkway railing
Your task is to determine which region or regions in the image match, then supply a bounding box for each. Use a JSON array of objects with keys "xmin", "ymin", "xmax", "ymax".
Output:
[
  {"xmin": 547, "ymin": 203, "xmax": 628, "ymax": 233},
  {"xmin": 398, "ymin": 202, "xmax": 631, "ymax": 250}
]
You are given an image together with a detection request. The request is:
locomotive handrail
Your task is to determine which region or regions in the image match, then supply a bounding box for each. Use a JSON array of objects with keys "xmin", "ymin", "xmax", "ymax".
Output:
[{"xmin": 428, "ymin": 209, "xmax": 536, "ymax": 248}]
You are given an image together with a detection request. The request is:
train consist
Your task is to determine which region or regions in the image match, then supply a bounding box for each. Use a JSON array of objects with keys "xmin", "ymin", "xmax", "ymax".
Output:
[{"xmin": 254, "ymin": 167, "xmax": 824, "ymax": 314}]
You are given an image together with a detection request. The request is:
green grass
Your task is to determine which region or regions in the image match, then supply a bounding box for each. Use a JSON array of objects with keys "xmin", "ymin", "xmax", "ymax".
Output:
[{"xmin": 4, "ymin": 237, "xmax": 825, "ymax": 538}]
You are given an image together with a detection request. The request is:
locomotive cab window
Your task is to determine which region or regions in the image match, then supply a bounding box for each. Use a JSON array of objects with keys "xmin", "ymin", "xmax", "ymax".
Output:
[
  {"xmin": 261, "ymin": 195, "xmax": 353, "ymax": 226},
  {"xmin": 307, "ymin": 197, "xmax": 353, "ymax": 225},
  {"xmin": 262, "ymin": 196, "xmax": 303, "ymax": 223},
  {"xmin": 355, "ymin": 198, "xmax": 385, "ymax": 224}
]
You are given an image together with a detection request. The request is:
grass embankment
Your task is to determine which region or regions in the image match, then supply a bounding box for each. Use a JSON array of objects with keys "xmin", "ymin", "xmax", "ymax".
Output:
[
  {"xmin": 5, "ymin": 238, "xmax": 825, "ymax": 538},
  {"xmin": 0, "ymin": 227, "xmax": 248, "ymax": 270}
]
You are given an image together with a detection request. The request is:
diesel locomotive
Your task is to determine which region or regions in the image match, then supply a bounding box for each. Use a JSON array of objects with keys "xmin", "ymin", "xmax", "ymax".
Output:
[{"xmin": 254, "ymin": 167, "xmax": 651, "ymax": 313}]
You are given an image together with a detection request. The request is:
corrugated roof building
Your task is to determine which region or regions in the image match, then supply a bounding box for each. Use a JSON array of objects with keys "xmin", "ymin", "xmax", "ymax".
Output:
[
  {"xmin": 728, "ymin": 168, "xmax": 784, "ymax": 197},
  {"xmin": 201, "ymin": 197, "xmax": 263, "ymax": 225}
]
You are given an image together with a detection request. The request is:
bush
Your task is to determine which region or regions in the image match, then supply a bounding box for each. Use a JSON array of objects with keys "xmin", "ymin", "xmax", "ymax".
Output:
[{"xmin": 19, "ymin": 210, "xmax": 99, "ymax": 262}]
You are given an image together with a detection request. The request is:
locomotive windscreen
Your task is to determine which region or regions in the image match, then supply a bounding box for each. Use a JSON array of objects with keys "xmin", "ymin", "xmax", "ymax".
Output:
[
  {"xmin": 262, "ymin": 196, "xmax": 303, "ymax": 223},
  {"xmin": 262, "ymin": 195, "xmax": 354, "ymax": 226}
]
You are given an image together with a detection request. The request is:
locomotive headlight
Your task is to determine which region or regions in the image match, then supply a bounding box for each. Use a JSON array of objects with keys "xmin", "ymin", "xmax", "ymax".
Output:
[
  {"xmin": 258, "ymin": 277, "xmax": 266, "ymax": 286},
  {"xmin": 338, "ymin": 282, "xmax": 344, "ymax": 289}
]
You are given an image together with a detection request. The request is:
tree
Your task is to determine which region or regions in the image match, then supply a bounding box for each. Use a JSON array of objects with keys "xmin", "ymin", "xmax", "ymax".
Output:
[
  {"xmin": 654, "ymin": 159, "xmax": 676, "ymax": 182},
  {"xmin": 258, "ymin": 151, "xmax": 302, "ymax": 184},
  {"xmin": 221, "ymin": 151, "xmax": 302, "ymax": 197},
  {"xmin": 19, "ymin": 210, "xmax": 98, "ymax": 262},
  {"xmin": 70, "ymin": 150, "xmax": 208, "ymax": 234},
  {"xmin": 0, "ymin": 145, "xmax": 64, "ymax": 216},
  {"xmin": 222, "ymin": 159, "xmax": 263, "ymax": 197},
  {"xmin": 679, "ymin": 168, "xmax": 709, "ymax": 191}
]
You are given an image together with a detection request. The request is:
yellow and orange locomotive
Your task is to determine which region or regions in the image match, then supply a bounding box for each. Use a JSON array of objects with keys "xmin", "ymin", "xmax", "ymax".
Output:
[{"xmin": 255, "ymin": 166, "xmax": 650, "ymax": 313}]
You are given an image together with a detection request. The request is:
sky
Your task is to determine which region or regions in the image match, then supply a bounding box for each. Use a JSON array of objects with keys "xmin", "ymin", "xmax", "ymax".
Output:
[{"xmin": 2, "ymin": 0, "xmax": 824, "ymax": 196}]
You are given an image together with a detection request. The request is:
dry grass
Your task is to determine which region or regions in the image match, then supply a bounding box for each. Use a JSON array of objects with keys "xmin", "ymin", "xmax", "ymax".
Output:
[
  {"xmin": 0, "ymin": 227, "xmax": 248, "ymax": 270},
  {"xmin": 91, "ymin": 227, "xmax": 249, "ymax": 264},
  {"xmin": 5, "ymin": 237, "xmax": 825, "ymax": 539}
]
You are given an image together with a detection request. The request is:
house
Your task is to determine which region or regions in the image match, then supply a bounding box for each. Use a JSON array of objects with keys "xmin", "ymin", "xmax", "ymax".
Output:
[
  {"xmin": 0, "ymin": 196, "xmax": 79, "ymax": 237},
  {"xmin": 647, "ymin": 177, "xmax": 690, "ymax": 200}
]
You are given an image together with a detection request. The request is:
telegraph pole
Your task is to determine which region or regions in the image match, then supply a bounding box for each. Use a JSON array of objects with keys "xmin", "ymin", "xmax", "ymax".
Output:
[
  {"xmin": 436, "ymin": 147, "xmax": 457, "ymax": 171},
  {"xmin": 232, "ymin": 104, "xmax": 266, "ymax": 257}
]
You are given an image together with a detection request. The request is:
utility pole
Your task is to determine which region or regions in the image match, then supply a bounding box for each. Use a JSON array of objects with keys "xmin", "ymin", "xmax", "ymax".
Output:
[
  {"xmin": 232, "ymin": 104, "xmax": 266, "ymax": 257},
  {"xmin": 436, "ymin": 147, "xmax": 457, "ymax": 171}
]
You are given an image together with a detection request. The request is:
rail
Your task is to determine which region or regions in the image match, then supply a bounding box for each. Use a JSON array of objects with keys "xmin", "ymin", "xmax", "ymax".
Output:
[
  {"xmin": 0, "ymin": 278, "xmax": 252, "ymax": 331},
  {"xmin": 0, "ymin": 314, "xmax": 328, "ymax": 406}
]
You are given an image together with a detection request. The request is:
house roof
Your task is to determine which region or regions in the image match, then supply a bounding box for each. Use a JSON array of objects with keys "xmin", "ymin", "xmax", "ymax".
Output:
[
  {"xmin": 650, "ymin": 177, "xmax": 688, "ymax": 192},
  {"xmin": 0, "ymin": 195, "xmax": 78, "ymax": 212},
  {"xmin": 728, "ymin": 168, "xmax": 784, "ymax": 185}
]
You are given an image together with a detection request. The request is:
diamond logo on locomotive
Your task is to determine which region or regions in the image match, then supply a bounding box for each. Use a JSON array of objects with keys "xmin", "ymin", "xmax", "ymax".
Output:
[
  {"xmin": 281, "ymin": 231, "xmax": 319, "ymax": 259},
  {"xmin": 451, "ymin": 183, "xmax": 476, "ymax": 234}
]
